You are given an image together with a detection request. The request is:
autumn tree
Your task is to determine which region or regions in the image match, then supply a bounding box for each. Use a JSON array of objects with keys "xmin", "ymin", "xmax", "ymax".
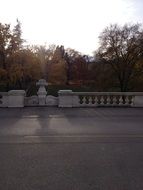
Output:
[
  {"xmin": 96, "ymin": 24, "xmax": 143, "ymax": 91},
  {"xmin": 63, "ymin": 48, "xmax": 90, "ymax": 85},
  {"xmin": 63, "ymin": 48, "xmax": 80, "ymax": 85},
  {"xmin": 129, "ymin": 56, "xmax": 143, "ymax": 91},
  {"xmin": 9, "ymin": 19, "xmax": 23, "ymax": 53},
  {"xmin": 10, "ymin": 48, "xmax": 42, "ymax": 89},
  {"xmin": 0, "ymin": 23, "xmax": 11, "ymax": 70},
  {"xmin": 32, "ymin": 44, "xmax": 56, "ymax": 80},
  {"xmin": 0, "ymin": 20, "xmax": 24, "ymax": 90},
  {"xmin": 90, "ymin": 59, "xmax": 117, "ymax": 91},
  {"xmin": 31, "ymin": 45, "xmax": 91, "ymax": 85},
  {"xmin": 47, "ymin": 46, "xmax": 67, "ymax": 84}
]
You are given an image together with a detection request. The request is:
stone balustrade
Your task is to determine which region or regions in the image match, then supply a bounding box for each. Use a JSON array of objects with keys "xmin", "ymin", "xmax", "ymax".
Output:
[
  {"xmin": 8, "ymin": 90, "xmax": 26, "ymax": 107},
  {"xmin": 58, "ymin": 90, "xmax": 143, "ymax": 108},
  {"xmin": 1, "ymin": 87, "xmax": 143, "ymax": 108},
  {"xmin": 0, "ymin": 90, "xmax": 26, "ymax": 108},
  {"xmin": 0, "ymin": 92, "xmax": 8, "ymax": 107}
]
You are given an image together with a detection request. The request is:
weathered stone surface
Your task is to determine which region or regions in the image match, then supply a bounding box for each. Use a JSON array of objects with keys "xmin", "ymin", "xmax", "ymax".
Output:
[
  {"xmin": 58, "ymin": 90, "xmax": 73, "ymax": 107},
  {"xmin": 46, "ymin": 95, "xmax": 58, "ymax": 106},
  {"xmin": 134, "ymin": 96, "xmax": 143, "ymax": 107},
  {"xmin": 8, "ymin": 90, "xmax": 26, "ymax": 108},
  {"xmin": 36, "ymin": 79, "xmax": 48, "ymax": 106},
  {"xmin": 24, "ymin": 96, "xmax": 39, "ymax": 106}
]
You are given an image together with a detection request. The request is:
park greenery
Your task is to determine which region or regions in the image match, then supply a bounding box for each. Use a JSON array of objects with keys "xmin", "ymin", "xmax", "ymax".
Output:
[{"xmin": 0, "ymin": 20, "xmax": 143, "ymax": 95}]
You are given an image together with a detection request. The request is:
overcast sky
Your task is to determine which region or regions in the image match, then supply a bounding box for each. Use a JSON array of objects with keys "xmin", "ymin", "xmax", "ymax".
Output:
[{"xmin": 0, "ymin": 0, "xmax": 143, "ymax": 55}]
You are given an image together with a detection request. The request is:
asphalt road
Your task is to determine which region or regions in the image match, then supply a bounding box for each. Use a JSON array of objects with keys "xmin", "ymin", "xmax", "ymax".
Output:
[{"xmin": 0, "ymin": 107, "xmax": 143, "ymax": 190}]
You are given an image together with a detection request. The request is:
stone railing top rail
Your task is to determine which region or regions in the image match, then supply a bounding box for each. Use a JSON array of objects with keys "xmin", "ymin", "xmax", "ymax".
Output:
[
  {"xmin": 8, "ymin": 90, "xmax": 26, "ymax": 96},
  {"xmin": 58, "ymin": 90, "xmax": 73, "ymax": 95},
  {"xmin": 58, "ymin": 90, "xmax": 143, "ymax": 96},
  {"xmin": 0, "ymin": 92, "xmax": 8, "ymax": 96}
]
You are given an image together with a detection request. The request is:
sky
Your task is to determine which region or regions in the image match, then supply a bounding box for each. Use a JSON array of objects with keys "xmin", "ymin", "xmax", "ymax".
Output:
[{"xmin": 0, "ymin": 0, "xmax": 143, "ymax": 55}]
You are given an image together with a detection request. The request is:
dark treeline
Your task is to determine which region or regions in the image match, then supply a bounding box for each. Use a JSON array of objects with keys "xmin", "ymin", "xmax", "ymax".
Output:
[{"xmin": 0, "ymin": 20, "xmax": 143, "ymax": 93}]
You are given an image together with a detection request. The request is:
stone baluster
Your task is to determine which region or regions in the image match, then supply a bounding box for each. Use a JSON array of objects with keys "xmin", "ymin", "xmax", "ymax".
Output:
[
  {"xmin": 130, "ymin": 96, "xmax": 134, "ymax": 106},
  {"xmin": 125, "ymin": 96, "xmax": 130, "ymax": 106},
  {"xmin": 106, "ymin": 95, "xmax": 111, "ymax": 105},
  {"xmin": 79, "ymin": 96, "xmax": 83, "ymax": 104},
  {"xmin": 82, "ymin": 96, "xmax": 86, "ymax": 105},
  {"xmin": 94, "ymin": 96, "xmax": 98, "ymax": 106},
  {"xmin": 88, "ymin": 96, "xmax": 92, "ymax": 105},
  {"xmin": 119, "ymin": 95, "xmax": 123, "ymax": 105},
  {"xmin": 112, "ymin": 96, "xmax": 117, "ymax": 106},
  {"xmin": 100, "ymin": 96, "xmax": 104, "ymax": 106}
]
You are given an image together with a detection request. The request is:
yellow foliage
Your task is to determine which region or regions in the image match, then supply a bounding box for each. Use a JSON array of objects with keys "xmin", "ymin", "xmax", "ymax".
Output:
[
  {"xmin": 48, "ymin": 59, "xmax": 67, "ymax": 84},
  {"xmin": 9, "ymin": 64, "xmax": 23, "ymax": 84}
]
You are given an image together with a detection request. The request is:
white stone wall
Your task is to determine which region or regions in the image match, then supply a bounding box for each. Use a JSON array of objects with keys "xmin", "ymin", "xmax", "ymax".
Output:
[
  {"xmin": 1, "ymin": 89, "xmax": 143, "ymax": 108},
  {"xmin": 8, "ymin": 90, "xmax": 26, "ymax": 108},
  {"xmin": 58, "ymin": 91, "xmax": 143, "ymax": 108},
  {"xmin": 58, "ymin": 90, "xmax": 73, "ymax": 107},
  {"xmin": 133, "ymin": 95, "xmax": 143, "ymax": 107}
]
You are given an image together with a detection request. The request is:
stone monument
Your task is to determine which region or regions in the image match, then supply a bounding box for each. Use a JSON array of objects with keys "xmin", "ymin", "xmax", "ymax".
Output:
[{"xmin": 36, "ymin": 79, "xmax": 48, "ymax": 105}]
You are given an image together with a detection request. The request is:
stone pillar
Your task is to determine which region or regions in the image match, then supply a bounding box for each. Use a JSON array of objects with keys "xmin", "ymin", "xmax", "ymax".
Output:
[
  {"xmin": 58, "ymin": 90, "xmax": 73, "ymax": 107},
  {"xmin": 72, "ymin": 95, "xmax": 79, "ymax": 107},
  {"xmin": 8, "ymin": 90, "xmax": 26, "ymax": 107},
  {"xmin": 133, "ymin": 95, "xmax": 143, "ymax": 107},
  {"xmin": 36, "ymin": 79, "xmax": 48, "ymax": 106}
]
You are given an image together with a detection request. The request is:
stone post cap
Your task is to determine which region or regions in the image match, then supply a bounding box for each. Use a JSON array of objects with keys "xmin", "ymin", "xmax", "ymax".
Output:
[
  {"xmin": 8, "ymin": 90, "xmax": 26, "ymax": 96},
  {"xmin": 36, "ymin": 79, "xmax": 48, "ymax": 86}
]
